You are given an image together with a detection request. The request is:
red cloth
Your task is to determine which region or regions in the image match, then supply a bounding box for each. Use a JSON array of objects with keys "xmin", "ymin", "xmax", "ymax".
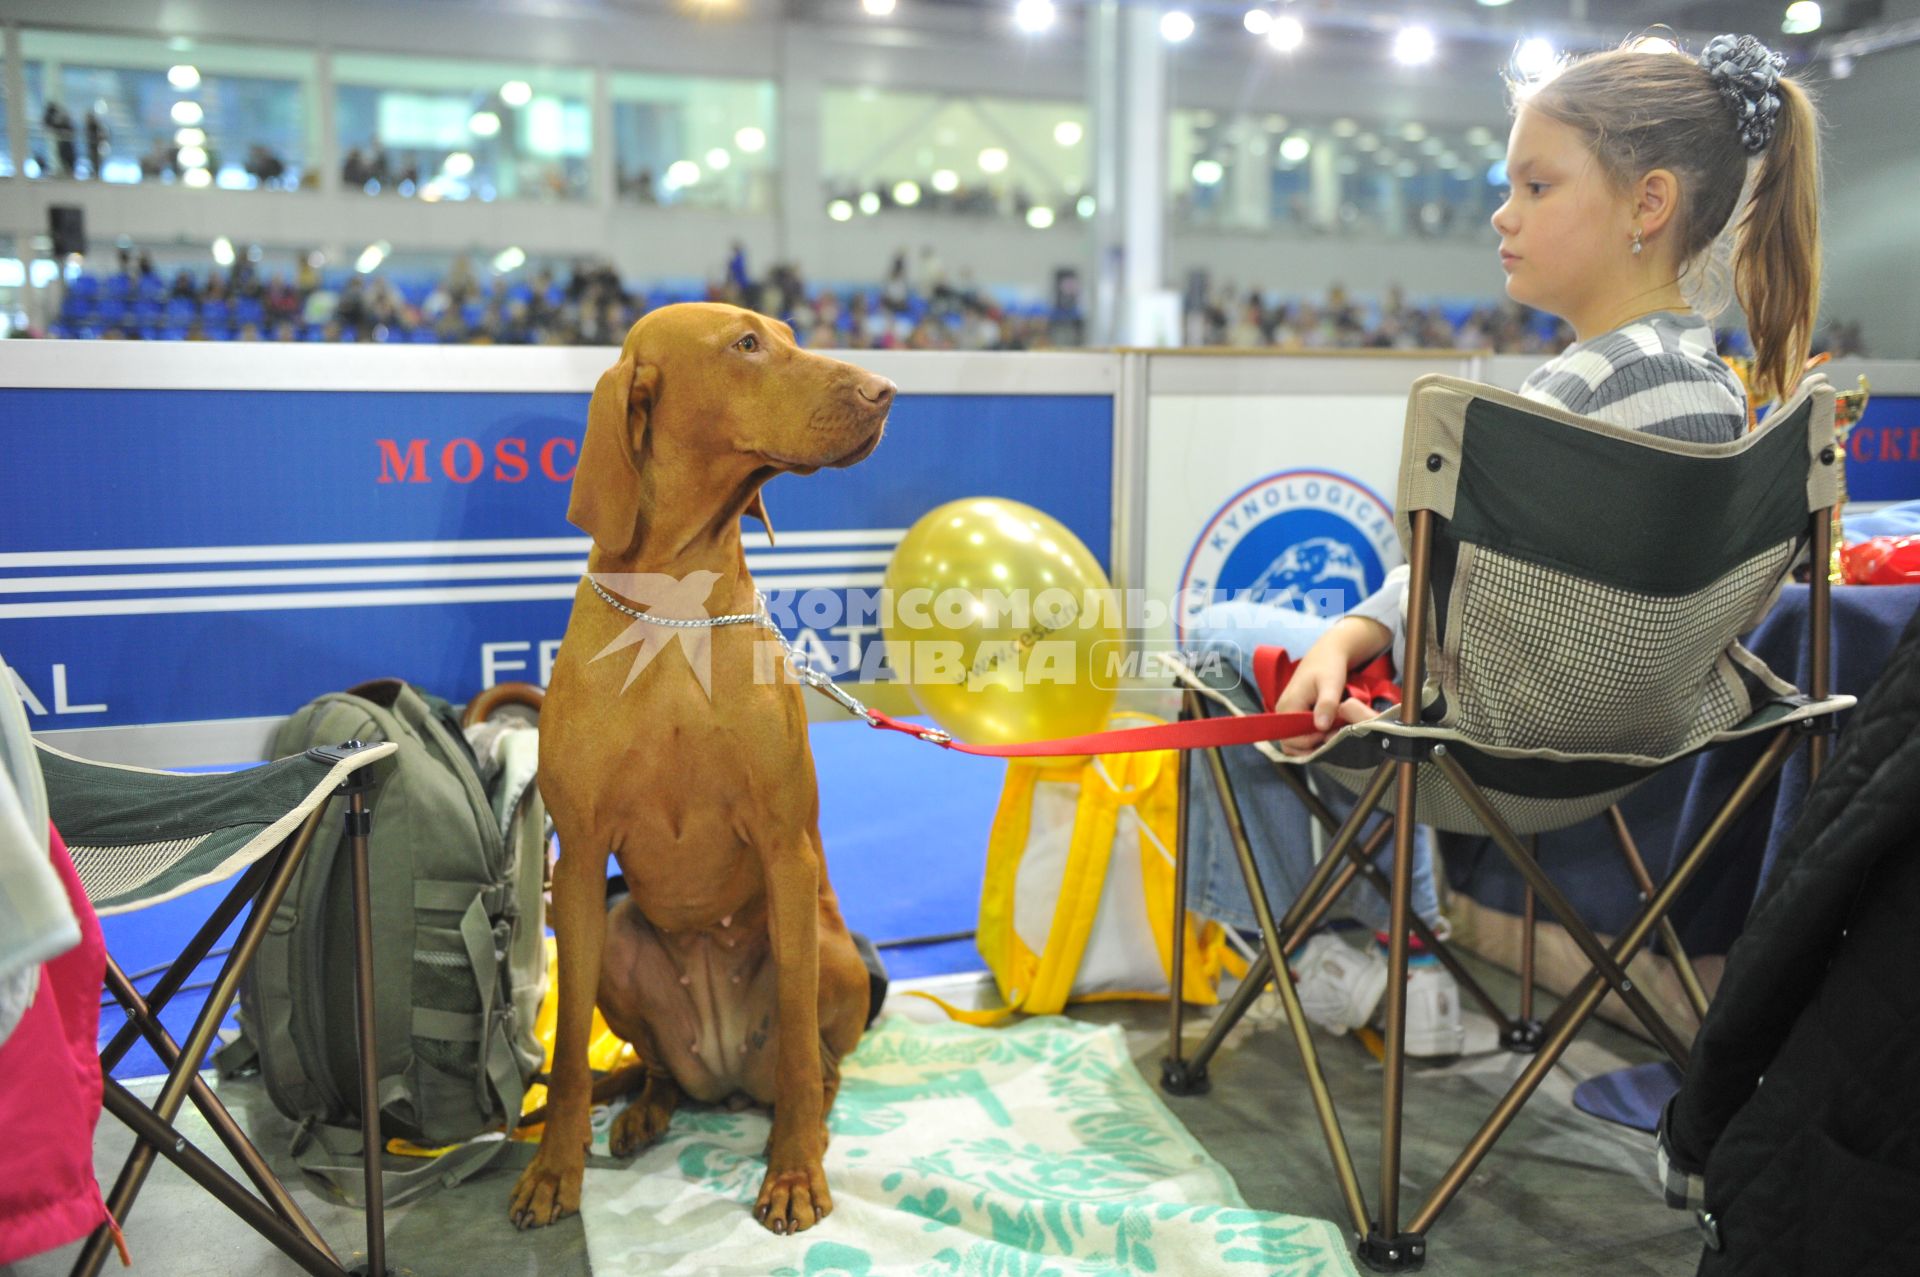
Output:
[
  {"xmin": 0, "ymin": 822, "xmax": 110, "ymax": 1265},
  {"xmin": 1251, "ymin": 645, "xmax": 1403, "ymax": 716}
]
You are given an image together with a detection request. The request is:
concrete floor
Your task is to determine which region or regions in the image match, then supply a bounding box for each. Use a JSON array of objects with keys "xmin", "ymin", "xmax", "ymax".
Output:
[{"xmin": 6, "ymin": 953, "xmax": 1704, "ymax": 1277}]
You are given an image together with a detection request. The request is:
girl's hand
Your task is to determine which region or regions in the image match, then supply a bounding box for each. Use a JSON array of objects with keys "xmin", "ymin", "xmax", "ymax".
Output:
[{"xmin": 1271, "ymin": 619, "xmax": 1391, "ymax": 756}]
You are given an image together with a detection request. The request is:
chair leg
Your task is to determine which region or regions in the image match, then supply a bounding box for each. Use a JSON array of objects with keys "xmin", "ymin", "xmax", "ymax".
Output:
[
  {"xmin": 1369, "ymin": 759, "xmax": 1422, "ymax": 1258},
  {"xmin": 1428, "ymin": 751, "xmax": 1693, "ymax": 1069},
  {"xmin": 101, "ymin": 1081, "xmax": 345, "ymax": 1277},
  {"xmin": 1606, "ymin": 807, "xmax": 1711, "ymax": 1022},
  {"xmin": 74, "ymin": 806, "xmax": 330, "ymax": 1277},
  {"xmin": 1403, "ymin": 729, "xmax": 1799, "ymax": 1238},
  {"xmin": 344, "ymin": 780, "xmax": 388, "ymax": 1277},
  {"xmin": 1203, "ymin": 743, "xmax": 1375, "ymax": 1240},
  {"xmin": 98, "ymin": 855, "xmax": 271, "ymax": 1073},
  {"xmin": 1270, "ymin": 763, "xmax": 1517, "ymax": 1035},
  {"xmin": 1520, "ymin": 838, "xmax": 1537, "ymax": 1024},
  {"xmin": 103, "ymin": 961, "xmax": 334, "ymax": 1257},
  {"xmin": 1164, "ymin": 692, "xmax": 1200, "ymax": 1094}
]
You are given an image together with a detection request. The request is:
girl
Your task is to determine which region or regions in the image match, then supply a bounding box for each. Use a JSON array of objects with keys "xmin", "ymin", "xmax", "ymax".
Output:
[{"xmin": 1187, "ymin": 33, "xmax": 1822, "ymax": 1049}]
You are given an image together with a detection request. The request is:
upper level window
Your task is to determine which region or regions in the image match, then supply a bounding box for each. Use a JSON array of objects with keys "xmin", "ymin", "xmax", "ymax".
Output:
[
  {"xmin": 333, "ymin": 55, "xmax": 592, "ymax": 201},
  {"xmin": 611, "ymin": 72, "xmax": 776, "ymax": 212},
  {"xmin": 15, "ymin": 32, "xmax": 313, "ymax": 189}
]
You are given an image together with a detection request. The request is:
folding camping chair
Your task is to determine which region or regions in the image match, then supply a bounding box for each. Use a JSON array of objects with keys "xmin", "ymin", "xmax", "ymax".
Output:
[
  {"xmin": 35, "ymin": 735, "xmax": 399, "ymax": 1277},
  {"xmin": 1159, "ymin": 373, "xmax": 1851, "ymax": 1271}
]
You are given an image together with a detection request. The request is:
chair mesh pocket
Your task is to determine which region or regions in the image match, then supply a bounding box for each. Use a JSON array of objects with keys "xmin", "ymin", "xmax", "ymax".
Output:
[{"xmin": 1436, "ymin": 541, "xmax": 1794, "ymax": 756}]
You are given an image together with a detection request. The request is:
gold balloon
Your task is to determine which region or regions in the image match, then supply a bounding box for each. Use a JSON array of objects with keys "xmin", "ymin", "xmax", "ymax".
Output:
[{"xmin": 882, "ymin": 497, "xmax": 1120, "ymax": 755}]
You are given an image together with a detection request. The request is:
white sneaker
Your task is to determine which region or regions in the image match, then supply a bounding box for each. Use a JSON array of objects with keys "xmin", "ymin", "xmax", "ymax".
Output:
[
  {"xmin": 1400, "ymin": 960, "xmax": 1465, "ymax": 1058},
  {"xmin": 1290, "ymin": 933, "xmax": 1389, "ymax": 1035}
]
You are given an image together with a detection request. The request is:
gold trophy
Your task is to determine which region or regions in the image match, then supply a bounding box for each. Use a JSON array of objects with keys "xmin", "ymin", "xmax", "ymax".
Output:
[{"xmin": 1729, "ymin": 354, "xmax": 1870, "ymax": 583}]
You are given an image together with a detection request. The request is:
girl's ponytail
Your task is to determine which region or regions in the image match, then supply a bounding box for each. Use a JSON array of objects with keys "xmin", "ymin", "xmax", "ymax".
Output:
[{"xmin": 1734, "ymin": 75, "xmax": 1822, "ymax": 404}]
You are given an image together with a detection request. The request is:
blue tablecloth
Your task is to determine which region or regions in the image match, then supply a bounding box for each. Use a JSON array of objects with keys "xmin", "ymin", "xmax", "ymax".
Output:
[{"xmin": 1442, "ymin": 583, "xmax": 1920, "ymax": 955}]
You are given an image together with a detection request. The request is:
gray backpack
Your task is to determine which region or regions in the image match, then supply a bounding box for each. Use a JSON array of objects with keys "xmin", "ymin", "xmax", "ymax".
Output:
[{"xmin": 232, "ymin": 678, "xmax": 548, "ymax": 1204}]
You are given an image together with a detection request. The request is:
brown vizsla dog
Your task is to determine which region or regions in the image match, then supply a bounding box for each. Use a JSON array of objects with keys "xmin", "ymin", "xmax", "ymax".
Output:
[{"xmin": 509, "ymin": 302, "xmax": 895, "ymax": 1234}]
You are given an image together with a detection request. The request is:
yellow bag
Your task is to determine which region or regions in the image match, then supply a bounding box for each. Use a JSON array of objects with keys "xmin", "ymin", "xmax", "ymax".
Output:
[{"xmin": 926, "ymin": 717, "xmax": 1244, "ymax": 1024}]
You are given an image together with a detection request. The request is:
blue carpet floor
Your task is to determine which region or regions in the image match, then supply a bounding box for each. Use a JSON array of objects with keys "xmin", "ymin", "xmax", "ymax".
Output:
[{"xmin": 95, "ymin": 718, "xmax": 999, "ymax": 1079}]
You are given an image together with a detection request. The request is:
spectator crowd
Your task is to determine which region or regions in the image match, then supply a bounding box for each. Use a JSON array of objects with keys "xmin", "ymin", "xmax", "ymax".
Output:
[{"xmin": 29, "ymin": 242, "xmax": 1872, "ymax": 359}]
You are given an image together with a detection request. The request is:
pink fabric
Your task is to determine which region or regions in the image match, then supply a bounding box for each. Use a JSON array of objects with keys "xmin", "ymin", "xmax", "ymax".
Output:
[{"xmin": 0, "ymin": 822, "xmax": 110, "ymax": 1265}]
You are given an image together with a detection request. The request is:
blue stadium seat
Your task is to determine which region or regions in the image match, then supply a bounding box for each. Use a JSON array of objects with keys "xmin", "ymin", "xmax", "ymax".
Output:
[
  {"xmin": 235, "ymin": 298, "xmax": 265, "ymax": 326},
  {"xmin": 461, "ymin": 303, "xmax": 485, "ymax": 327},
  {"xmin": 409, "ymin": 328, "xmax": 439, "ymax": 344},
  {"xmin": 158, "ymin": 326, "xmax": 190, "ymax": 341},
  {"xmin": 207, "ymin": 327, "xmax": 237, "ymax": 342},
  {"xmin": 203, "ymin": 300, "xmax": 230, "ymax": 325},
  {"xmin": 104, "ymin": 275, "xmax": 131, "ymax": 301},
  {"xmin": 301, "ymin": 324, "xmax": 327, "ymax": 342},
  {"xmin": 68, "ymin": 275, "xmax": 99, "ymax": 300},
  {"xmin": 167, "ymin": 298, "xmax": 197, "ymax": 323}
]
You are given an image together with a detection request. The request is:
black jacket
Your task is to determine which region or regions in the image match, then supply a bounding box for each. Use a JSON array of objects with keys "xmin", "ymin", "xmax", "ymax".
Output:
[{"xmin": 1661, "ymin": 604, "xmax": 1920, "ymax": 1276}]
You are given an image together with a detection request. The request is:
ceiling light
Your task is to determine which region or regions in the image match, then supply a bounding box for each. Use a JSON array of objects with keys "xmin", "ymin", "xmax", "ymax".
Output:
[
  {"xmin": 174, "ymin": 127, "xmax": 205, "ymax": 147},
  {"xmin": 170, "ymin": 100, "xmax": 203, "ymax": 126},
  {"xmin": 177, "ymin": 145, "xmax": 208, "ymax": 169},
  {"xmin": 1054, "ymin": 120, "xmax": 1083, "ymax": 146},
  {"xmin": 863, "ymin": 0, "xmax": 897, "ymax": 13},
  {"xmin": 168, "ymin": 65, "xmax": 200, "ymax": 90},
  {"xmin": 735, "ymin": 126, "xmax": 767, "ymax": 153},
  {"xmin": 858, "ymin": 191, "xmax": 881, "ymax": 214},
  {"xmin": 355, "ymin": 242, "xmax": 389, "ymax": 273},
  {"xmin": 1514, "ymin": 37, "xmax": 1557, "ymax": 78},
  {"xmin": 1161, "ymin": 11, "xmax": 1195, "ymax": 43},
  {"xmin": 1401, "ymin": 122, "xmax": 1427, "ymax": 141},
  {"xmin": 500, "ymin": 80, "xmax": 533, "ymax": 107},
  {"xmin": 1393, "ymin": 26, "xmax": 1437, "ymax": 66},
  {"xmin": 1331, "ymin": 118, "xmax": 1358, "ymax": 138},
  {"xmin": 665, "ymin": 159, "xmax": 701, "ymax": 188},
  {"xmin": 444, "ymin": 151, "xmax": 475, "ymax": 177},
  {"xmin": 893, "ymin": 179, "xmax": 921, "ymax": 205},
  {"xmin": 1243, "ymin": 8, "xmax": 1271, "ymax": 35},
  {"xmin": 492, "ymin": 246, "xmax": 526, "ymax": 273},
  {"xmin": 706, "ymin": 148, "xmax": 731, "ymax": 170},
  {"xmin": 1783, "ymin": 2, "xmax": 1822, "ymax": 34},
  {"xmin": 1267, "ymin": 14, "xmax": 1304, "ymax": 52},
  {"xmin": 1191, "ymin": 159, "xmax": 1224, "ymax": 185},
  {"xmin": 1026, "ymin": 206, "xmax": 1055, "ymax": 229},
  {"xmin": 1477, "ymin": 0, "xmax": 1514, "ymax": 6},
  {"xmin": 931, "ymin": 168, "xmax": 959, "ymax": 192},
  {"xmin": 1076, "ymin": 194, "xmax": 1095, "ymax": 217},
  {"xmin": 1014, "ymin": 0, "xmax": 1055, "ymax": 34},
  {"xmin": 469, "ymin": 111, "xmax": 501, "ymax": 138},
  {"xmin": 828, "ymin": 198, "xmax": 854, "ymax": 221},
  {"xmin": 1278, "ymin": 135, "xmax": 1311, "ymax": 163},
  {"xmin": 978, "ymin": 147, "xmax": 1009, "ymax": 173},
  {"xmin": 211, "ymin": 237, "xmax": 235, "ymax": 267}
]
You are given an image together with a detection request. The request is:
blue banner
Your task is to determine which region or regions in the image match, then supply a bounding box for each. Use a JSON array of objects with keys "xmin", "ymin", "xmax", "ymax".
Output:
[
  {"xmin": 1843, "ymin": 394, "xmax": 1920, "ymax": 504},
  {"xmin": 1, "ymin": 386, "xmax": 1113, "ymax": 733}
]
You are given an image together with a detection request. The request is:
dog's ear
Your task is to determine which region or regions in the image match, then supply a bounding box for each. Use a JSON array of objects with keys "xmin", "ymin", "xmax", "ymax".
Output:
[
  {"xmin": 744, "ymin": 488, "xmax": 776, "ymax": 546},
  {"xmin": 568, "ymin": 355, "xmax": 660, "ymax": 556}
]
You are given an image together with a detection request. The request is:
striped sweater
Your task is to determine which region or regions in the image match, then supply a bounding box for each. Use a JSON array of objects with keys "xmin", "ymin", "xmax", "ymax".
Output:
[
  {"xmin": 1516, "ymin": 309, "xmax": 1747, "ymax": 443},
  {"xmin": 1348, "ymin": 310, "xmax": 1746, "ymax": 668}
]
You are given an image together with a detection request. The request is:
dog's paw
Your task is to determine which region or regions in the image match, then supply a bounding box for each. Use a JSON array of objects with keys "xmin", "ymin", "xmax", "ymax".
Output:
[
  {"xmin": 609, "ymin": 1099, "xmax": 672, "ymax": 1157},
  {"xmin": 508, "ymin": 1150, "xmax": 584, "ymax": 1230},
  {"xmin": 754, "ymin": 1162, "xmax": 833, "ymax": 1235}
]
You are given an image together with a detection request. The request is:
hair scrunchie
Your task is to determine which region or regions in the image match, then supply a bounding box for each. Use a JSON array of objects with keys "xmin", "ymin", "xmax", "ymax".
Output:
[{"xmin": 1700, "ymin": 33, "xmax": 1787, "ymax": 154}]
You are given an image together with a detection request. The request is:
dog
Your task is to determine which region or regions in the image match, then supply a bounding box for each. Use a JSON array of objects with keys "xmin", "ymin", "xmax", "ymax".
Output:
[{"xmin": 509, "ymin": 302, "xmax": 895, "ymax": 1234}]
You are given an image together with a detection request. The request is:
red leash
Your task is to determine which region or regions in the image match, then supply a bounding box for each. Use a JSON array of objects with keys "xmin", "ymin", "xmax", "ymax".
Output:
[{"xmin": 855, "ymin": 648, "xmax": 1403, "ymax": 759}]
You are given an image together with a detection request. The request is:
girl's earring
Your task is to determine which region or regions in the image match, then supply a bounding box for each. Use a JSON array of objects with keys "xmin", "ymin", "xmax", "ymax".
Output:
[{"xmin": 1631, "ymin": 227, "xmax": 1644, "ymax": 256}]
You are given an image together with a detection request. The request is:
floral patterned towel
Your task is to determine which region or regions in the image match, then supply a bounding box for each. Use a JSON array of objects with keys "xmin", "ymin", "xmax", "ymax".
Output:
[{"xmin": 581, "ymin": 1014, "xmax": 1359, "ymax": 1276}]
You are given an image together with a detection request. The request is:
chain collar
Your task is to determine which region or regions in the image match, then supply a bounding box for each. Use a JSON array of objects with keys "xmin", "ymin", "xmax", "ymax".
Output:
[{"xmin": 584, "ymin": 576, "xmax": 951, "ymax": 745}]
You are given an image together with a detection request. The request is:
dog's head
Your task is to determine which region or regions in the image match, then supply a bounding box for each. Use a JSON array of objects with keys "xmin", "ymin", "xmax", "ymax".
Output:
[{"xmin": 569, "ymin": 302, "xmax": 896, "ymax": 557}]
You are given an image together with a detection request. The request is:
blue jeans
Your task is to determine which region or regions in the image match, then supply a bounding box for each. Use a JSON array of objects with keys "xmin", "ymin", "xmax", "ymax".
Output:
[{"xmin": 1184, "ymin": 600, "xmax": 1442, "ymax": 935}]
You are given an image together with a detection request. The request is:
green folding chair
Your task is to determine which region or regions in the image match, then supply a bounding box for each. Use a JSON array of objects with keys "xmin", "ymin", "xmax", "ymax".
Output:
[
  {"xmin": 37, "ymin": 735, "xmax": 398, "ymax": 1277},
  {"xmin": 1161, "ymin": 373, "xmax": 1851, "ymax": 1271}
]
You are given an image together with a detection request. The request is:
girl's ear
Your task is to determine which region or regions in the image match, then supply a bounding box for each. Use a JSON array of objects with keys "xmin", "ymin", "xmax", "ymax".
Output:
[{"xmin": 1637, "ymin": 168, "xmax": 1680, "ymax": 240}]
